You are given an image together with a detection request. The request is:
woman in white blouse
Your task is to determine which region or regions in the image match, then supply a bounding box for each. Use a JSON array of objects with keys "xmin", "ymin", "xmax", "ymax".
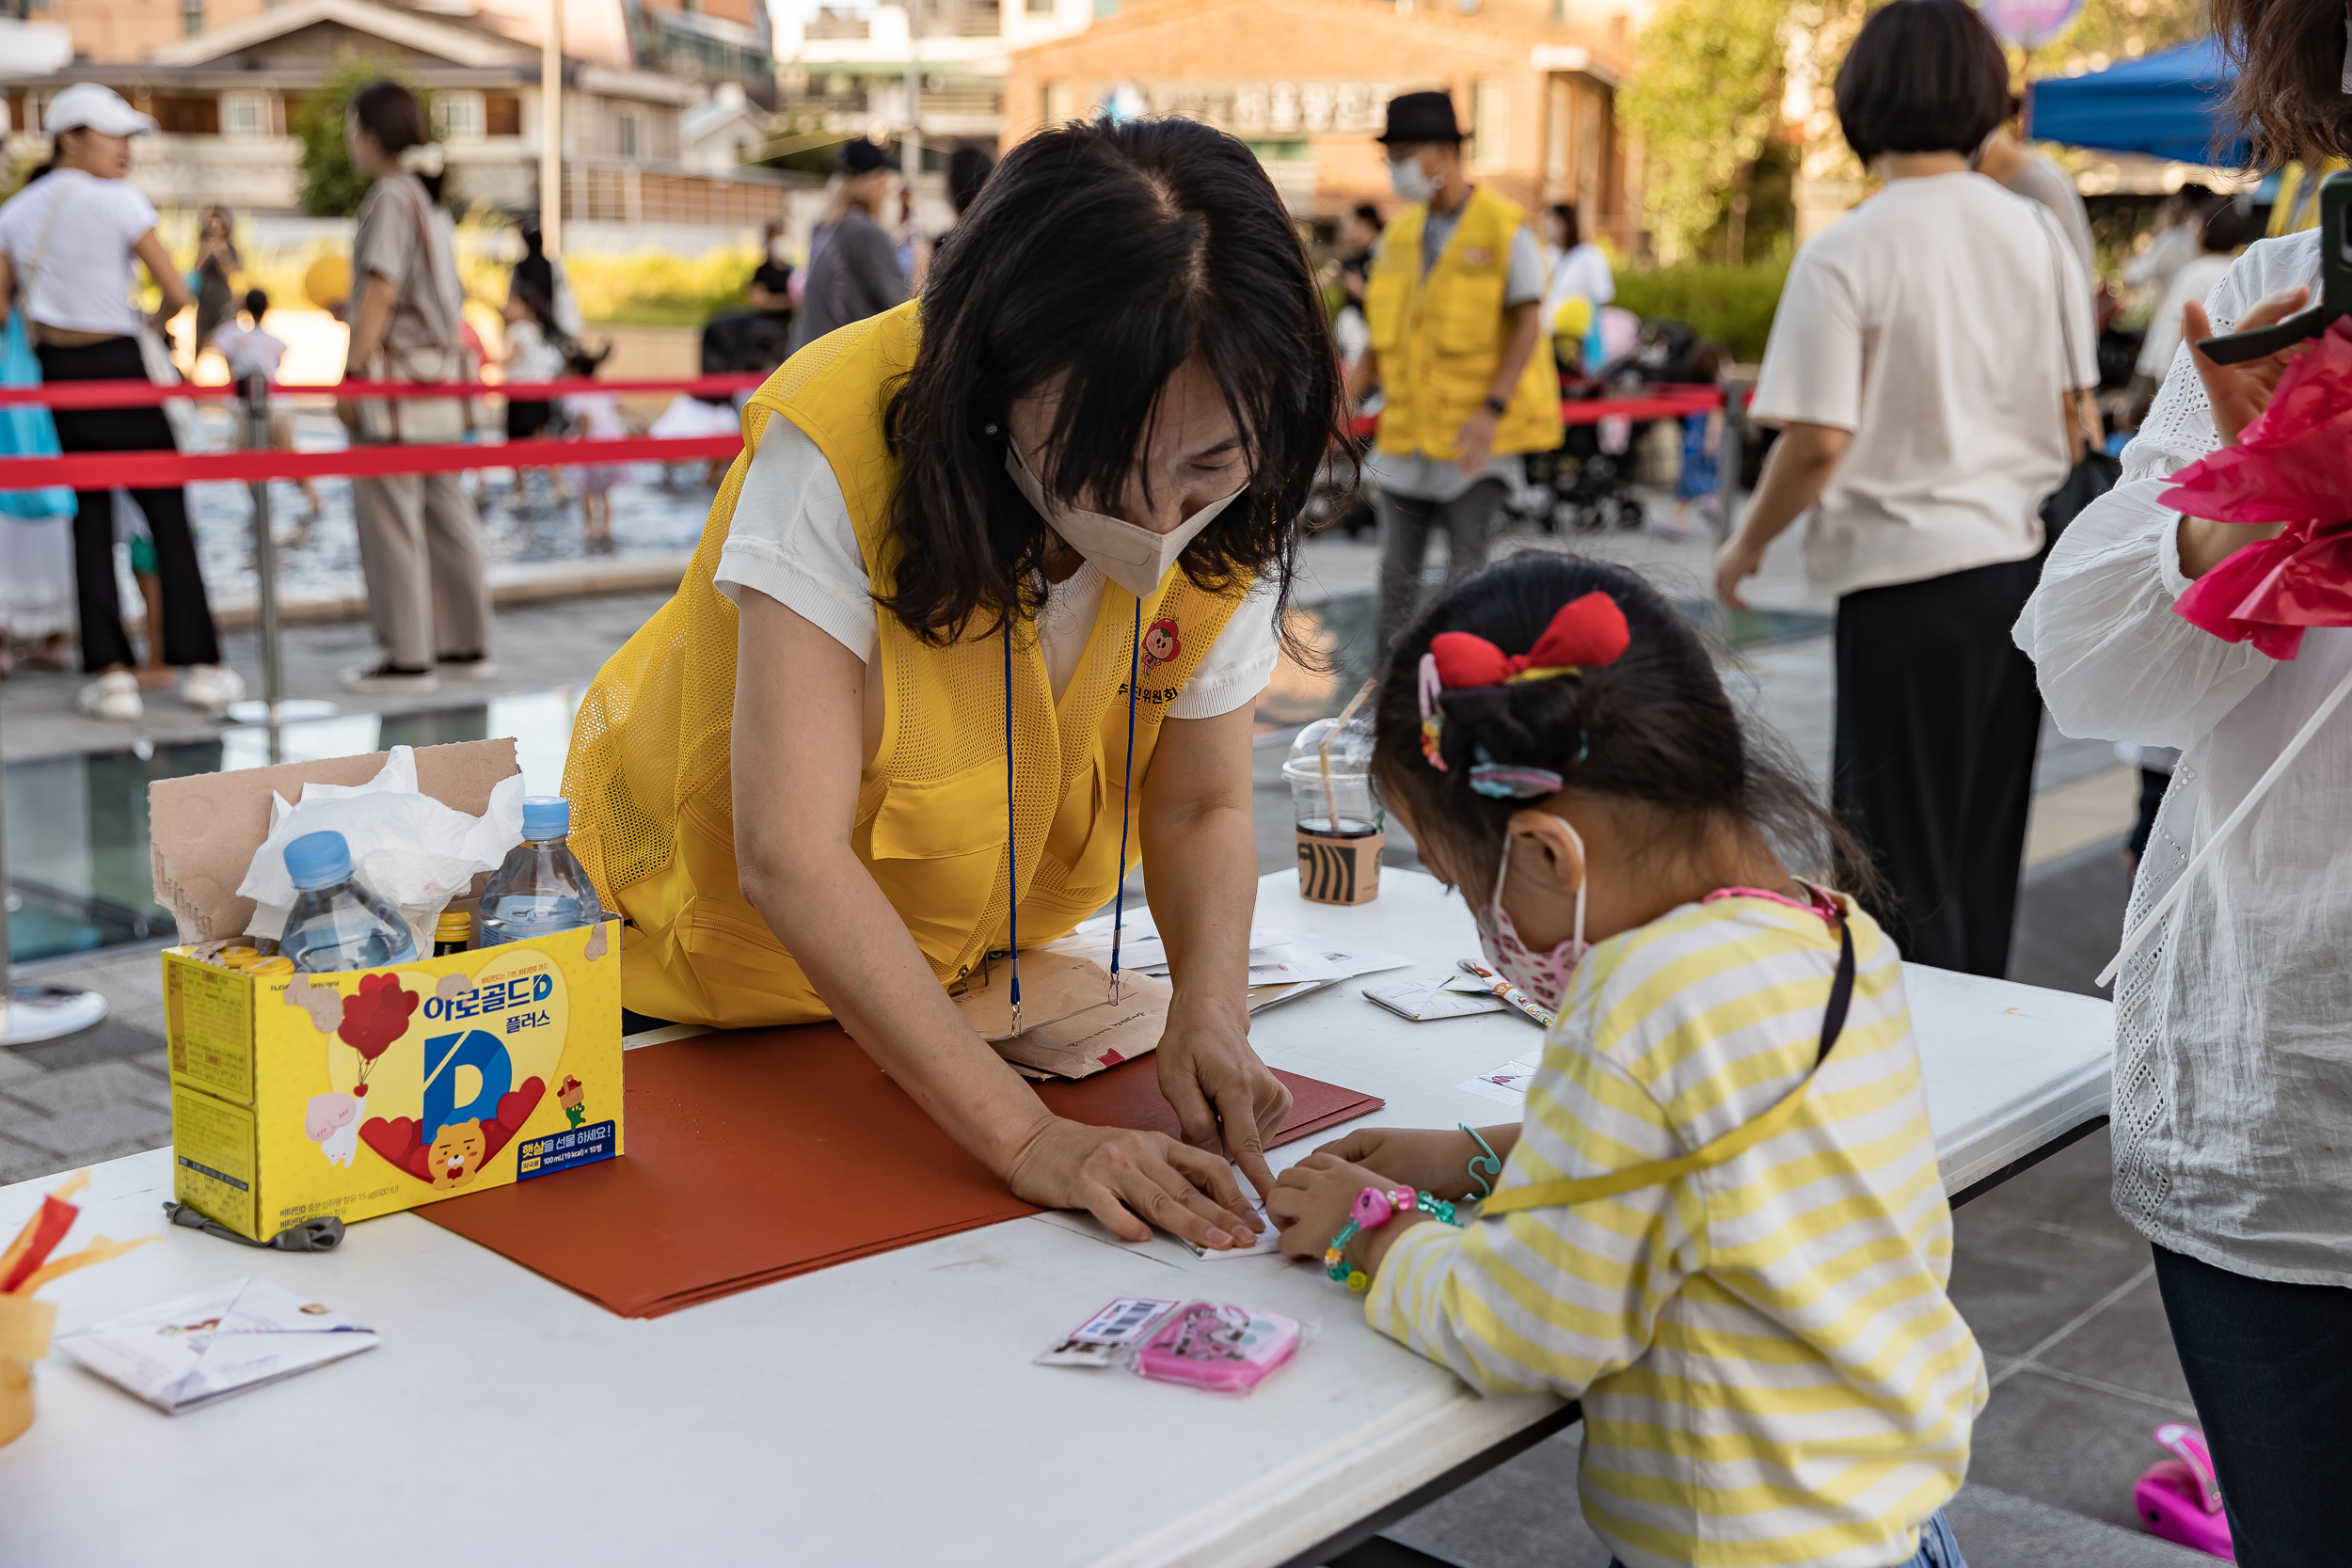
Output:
[{"xmin": 2014, "ymin": 0, "xmax": 2352, "ymax": 1550}]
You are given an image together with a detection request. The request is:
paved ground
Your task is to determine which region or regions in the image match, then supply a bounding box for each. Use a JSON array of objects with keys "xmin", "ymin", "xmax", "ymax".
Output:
[{"xmin": 2, "ymin": 496, "xmax": 2188, "ymax": 1566}]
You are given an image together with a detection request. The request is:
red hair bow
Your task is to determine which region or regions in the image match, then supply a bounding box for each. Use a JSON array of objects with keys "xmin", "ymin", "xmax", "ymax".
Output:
[{"xmin": 1428, "ymin": 592, "xmax": 1630, "ymax": 689}]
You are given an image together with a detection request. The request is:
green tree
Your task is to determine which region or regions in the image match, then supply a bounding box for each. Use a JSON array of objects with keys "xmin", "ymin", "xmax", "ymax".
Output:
[
  {"xmin": 1620, "ymin": 0, "xmax": 1789, "ymax": 262},
  {"xmin": 294, "ymin": 54, "xmax": 437, "ymax": 217}
]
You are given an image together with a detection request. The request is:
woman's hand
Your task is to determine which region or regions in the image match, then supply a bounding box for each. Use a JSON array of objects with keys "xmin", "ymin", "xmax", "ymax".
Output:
[
  {"xmin": 1268, "ymin": 1151, "xmax": 1432, "ymax": 1276},
  {"xmin": 1004, "ymin": 1116, "xmax": 1262, "ymax": 1249},
  {"xmin": 1311, "ymin": 1125, "xmax": 1511, "ymax": 1201},
  {"xmin": 2186, "ymin": 288, "xmax": 2312, "ymax": 448},
  {"xmin": 1713, "ymin": 531, "xmax": 1768, "ymax": 610},
  {"xmin": 1454, "ymin": 407, "xmax": 1501, "ymax": 475},
  {"xmin": 1156, "ymin": 1003, "xmax": 1292, "ymax": 1201},
  {"xmin": 2174, "ymin": 289, "xmax": 2308, "ymax": 578}
]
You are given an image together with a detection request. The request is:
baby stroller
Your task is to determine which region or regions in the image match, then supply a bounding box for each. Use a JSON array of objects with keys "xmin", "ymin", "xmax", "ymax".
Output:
[{"xmin": 1517, "ymin": 307, "xmax": 1687, "ymax": 533}]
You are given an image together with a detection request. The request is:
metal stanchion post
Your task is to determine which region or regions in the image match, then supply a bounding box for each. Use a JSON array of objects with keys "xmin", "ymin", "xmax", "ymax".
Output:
[
  {"xmin": 0, "ymin": 691, "xmax": 108, "ymax": 1047},
  {"xmin": 226, "ymin": 372, "xmax": 331, "ymax": 743},
  {"xmin": 247, "ymin": 373, "xmax": 283, "ymax": 732}
]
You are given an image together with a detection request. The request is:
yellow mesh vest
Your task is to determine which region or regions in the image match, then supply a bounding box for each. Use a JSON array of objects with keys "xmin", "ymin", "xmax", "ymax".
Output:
[
  {"xmin": 1363, "ymin": 185, "xmax": 1564, "ymax": 460},
  {"xmin": 564, "ymin": 302, "xmax": 1254, "ymax": 1028}
]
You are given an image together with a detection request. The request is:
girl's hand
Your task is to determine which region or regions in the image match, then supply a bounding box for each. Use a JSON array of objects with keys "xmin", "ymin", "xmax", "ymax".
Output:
[
  {"xmin": 1156, "ymin": 1005, "xmax": 1291, "ymax": 1202},
  {"xmin": 2187, "ymin": 288, "xmax": 2312, "ymax": 448},
  {"xmin": 1311, "ymin": 1125, "xmax": 1507, "ymax": 1201},
  {"xmin": 1268, "ymin": 1151, "xmax": 1389, "ymax": 1258},
  {"xmin": 1004, "ymin": 1116, "xmax": 1262, "ymax": 1251}
]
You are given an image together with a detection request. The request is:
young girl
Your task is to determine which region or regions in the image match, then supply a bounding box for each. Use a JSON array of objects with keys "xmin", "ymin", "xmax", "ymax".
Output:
[
  {"xmin": 559, "ymin": 344, "xmax": 625, "ymax": 548},
  {"xmin": 1272, "ymin": 554, "xmax": 1983, "ymax": 1568}
]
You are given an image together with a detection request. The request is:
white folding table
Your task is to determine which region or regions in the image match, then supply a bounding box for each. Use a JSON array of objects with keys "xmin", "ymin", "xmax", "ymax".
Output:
[{"xmin": 0, "ymin": 870, "xmax": 2111, "ymax": 1568}]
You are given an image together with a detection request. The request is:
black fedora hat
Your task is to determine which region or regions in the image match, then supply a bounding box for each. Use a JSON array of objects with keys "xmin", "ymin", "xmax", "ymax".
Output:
[
  {"xmin": 1376, "ymin": 90, "xmax": 1465, "ymax": 145},
  {"xmin": 836, "ymin": 137, "xmax": 901, "ymax": 174}
]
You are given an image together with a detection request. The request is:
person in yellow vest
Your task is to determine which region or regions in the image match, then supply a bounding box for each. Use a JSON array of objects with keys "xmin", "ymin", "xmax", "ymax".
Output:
[
  {"xmin": 1350, "ymin": 90, "xmax": 1564, "ymax": 657},
  {"xmin": 564, "ymin": 118, "xmax": 1351, "ymax": 1250}
]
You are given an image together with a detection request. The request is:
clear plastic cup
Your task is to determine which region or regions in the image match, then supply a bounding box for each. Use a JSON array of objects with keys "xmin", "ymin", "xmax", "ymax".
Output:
[{"xmin": 1282, "ymin": 713, "xmax": 1385, "ymax": 905}]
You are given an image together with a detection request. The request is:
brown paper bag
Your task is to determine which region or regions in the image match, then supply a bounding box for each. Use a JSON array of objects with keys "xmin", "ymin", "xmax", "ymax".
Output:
[{"xmin": 953, "ymin": 954, "xmax": 1173, "ymax": 1079}]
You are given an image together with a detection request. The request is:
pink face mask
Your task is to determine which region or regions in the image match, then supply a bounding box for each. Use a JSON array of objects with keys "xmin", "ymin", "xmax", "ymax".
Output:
[{"xmin": 1471, "ymin": 816, "xmax": 1591, "ymax": 1012}]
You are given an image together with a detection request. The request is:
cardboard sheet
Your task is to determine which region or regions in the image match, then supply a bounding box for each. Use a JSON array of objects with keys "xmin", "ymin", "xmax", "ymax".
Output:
[{"xmin": 421, "ymin": 1023, "xmax": 1382, "ymax": 1318}]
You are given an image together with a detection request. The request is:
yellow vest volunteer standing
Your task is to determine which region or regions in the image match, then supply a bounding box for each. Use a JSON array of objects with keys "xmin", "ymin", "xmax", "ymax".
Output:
[
  {"xmin": 565, "ymin": 302, "xmax": 1249, "ymax": 1029},
  {"xmin": 1364, "ymin": 185, "xmax": 1564, "ymax": 461}
]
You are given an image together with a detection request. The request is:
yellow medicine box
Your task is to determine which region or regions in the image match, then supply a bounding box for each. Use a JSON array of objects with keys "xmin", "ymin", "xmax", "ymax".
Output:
[{"xmin": 150, "ymin": 739, "xmax": 624, "ymax": 1243}]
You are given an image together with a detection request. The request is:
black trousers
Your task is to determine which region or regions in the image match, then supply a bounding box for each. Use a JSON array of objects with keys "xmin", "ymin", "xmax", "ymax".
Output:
[
  {"xmin": 37, "ymin": 336, "xmax": 221, "ymax": 673},
  {"xmin": 2153, "ymin": 1244, "xmax": 2352, "ymax": 1567},
  {"xmin": 1832, "ymin": 556, "xmax": 2042, "ymax": 975}
]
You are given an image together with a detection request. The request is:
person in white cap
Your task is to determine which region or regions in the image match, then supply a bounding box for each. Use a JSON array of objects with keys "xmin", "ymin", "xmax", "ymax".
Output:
[{"xmin": 0, "ymin": 83, "xmax": 245, "ymax": 723}]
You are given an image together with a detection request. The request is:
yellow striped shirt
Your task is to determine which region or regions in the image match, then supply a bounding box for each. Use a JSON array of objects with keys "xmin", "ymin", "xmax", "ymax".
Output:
[{"xmin": 1369, "ymin": 895, "xmax": 1985, "ymax": 1568}]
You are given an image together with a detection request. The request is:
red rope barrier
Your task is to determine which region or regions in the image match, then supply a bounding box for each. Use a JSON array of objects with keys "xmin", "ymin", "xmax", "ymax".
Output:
[
  {"xmin": 0, "ymin": 433, "xmax": 743, "ymax": 491},
  {"xmin": 1345, "ymin": 387, "xmax": 1726, "ymax": 442},
  {"xmin": 0, "ymin": 372, "xmax": 771, "ymax": 410}
]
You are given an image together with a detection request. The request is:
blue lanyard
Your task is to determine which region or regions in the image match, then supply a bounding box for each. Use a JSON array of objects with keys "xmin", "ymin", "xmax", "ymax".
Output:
[{"xmin": 1002, "ymin": 596, "xmax": 1142, "ymax": 1036}]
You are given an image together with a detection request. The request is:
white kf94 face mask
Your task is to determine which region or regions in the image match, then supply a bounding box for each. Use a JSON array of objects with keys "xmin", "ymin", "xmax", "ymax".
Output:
[{"xmin": 1005, "ymin": 439, "xmax": 1246, "ymax": 601}]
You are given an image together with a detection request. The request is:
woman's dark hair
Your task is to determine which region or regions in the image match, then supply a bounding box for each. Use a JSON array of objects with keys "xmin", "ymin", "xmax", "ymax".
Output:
[
  {"xmin": 349, "ymin": 78, "xmax": 444, "ymax": 201},
  {"xmin": 947, "ymin": 145, "xmax": 994, "ymax": 216},
  {"xmin": 510, "ymin": 276, "xmax": 557, "ymax": 335},
  {"xmin": 1549, "ymin": 202, "xmax": 1580, "ymax": 248},
  {"xmin": 1833, "ymin": 0, "xmax": 2009, "ymax": 165},
  {"xmin": 244, "ymin": 287, "xmax": 268, "ymax": 318},
  {"xmin": 2211, "ymin": 0, "xmax": 2352, "ymax": 168},
  {"xmin": 877, "ymin": 116, "xmax": 1348, "ymax": 644},
  {"xmin": 1373, "ymin": 555, "xmax": 1863, "ymax": 888}
]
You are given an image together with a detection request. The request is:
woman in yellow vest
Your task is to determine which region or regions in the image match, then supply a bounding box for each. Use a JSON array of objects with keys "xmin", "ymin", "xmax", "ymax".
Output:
[
  {"xmin": 1348, "ymin": 90, "xmax": 1564, "ymax": 657},
  {"xmin": 564, "ymin": 118, "xmax": 1350, "ymax": 1249}
]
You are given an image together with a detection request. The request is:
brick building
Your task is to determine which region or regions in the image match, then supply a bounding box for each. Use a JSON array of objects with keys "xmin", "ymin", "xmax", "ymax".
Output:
[{"xmin": 996, "ymin": 0, "xmax": 1644, "ymax": 245}]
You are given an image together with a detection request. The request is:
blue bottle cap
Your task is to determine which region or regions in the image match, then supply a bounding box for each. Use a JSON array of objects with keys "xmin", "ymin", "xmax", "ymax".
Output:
[
  {"xmin": 521, "ymin": 796, "xmax": 572, "ymax": 840},
  {"xmin": 284, "ymin": 830, "xmax": 353, "ymax": 892}
]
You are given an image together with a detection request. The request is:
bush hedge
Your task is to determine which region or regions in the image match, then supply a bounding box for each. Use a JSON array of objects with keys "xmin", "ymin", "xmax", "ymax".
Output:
[{"xmin": 1613, "ymin": 259, "xmax": 1788, "ymax": 362}]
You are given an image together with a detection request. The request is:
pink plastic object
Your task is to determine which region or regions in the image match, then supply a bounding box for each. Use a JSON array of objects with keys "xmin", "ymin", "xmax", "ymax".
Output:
[
  {"xmin": 2135, "ymin": 1422, "xmax": 2233, "ymax": 1560},
  {"xmin": 1352, "ymin": 1187, "xmax": 1401, "ymax": 1227},
  {"xmin": 1131, "ymin": 1301, "xmax": 1299, "ymax": 1394}
]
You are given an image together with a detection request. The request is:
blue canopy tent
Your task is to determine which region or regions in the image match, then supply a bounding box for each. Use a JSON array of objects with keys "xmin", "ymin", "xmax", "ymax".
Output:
[{"xmin": 2026, "ymin": 40, "xmax": 2249, "ymax": 167}]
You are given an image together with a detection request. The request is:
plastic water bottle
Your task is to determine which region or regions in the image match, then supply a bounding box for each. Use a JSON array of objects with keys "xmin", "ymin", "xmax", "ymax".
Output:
[
  {"xmin": 478, "ymin": 796, "xmax": 599, "ymax": 947},
  {"xmin": 282, "ymin": 831, "xmax": 421, "ymax": 973}
]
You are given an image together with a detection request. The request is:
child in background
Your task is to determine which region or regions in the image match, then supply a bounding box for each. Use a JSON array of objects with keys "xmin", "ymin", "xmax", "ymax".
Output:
[
  {"xmin": 501, "ymin": 282, "xmax": 570, "ymax": 504},
  {"xmin": 1272, "ymin": 554, "xmax": 1982, "ymax": 1568},
  {"xmin": 1665, "ymin": 341, "xmax": 1727, "ymax": 540},
  {"xmin": 210, "ymin": 289, "xmax": 324, "ymax": 522},
  {"xmin": 560, "ymin": 344, "xmax": 624, "ymax": 549}
]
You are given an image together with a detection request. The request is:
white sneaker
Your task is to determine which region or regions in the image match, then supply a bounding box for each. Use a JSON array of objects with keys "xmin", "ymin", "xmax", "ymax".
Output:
[
  {"xmin": 180, "ymin": 663, "xmax": 246, "ymax": 711},
  {"xmin": 339, "ymin": 661, "xmax": 440, "ymax": 695},
  {"xmin": 75, "ymin": 671, "xmax": 144, "ymax": 722}
]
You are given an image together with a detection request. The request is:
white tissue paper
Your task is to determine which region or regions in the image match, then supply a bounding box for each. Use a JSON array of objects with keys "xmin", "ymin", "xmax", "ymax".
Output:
[{"xmin": 236, "ymin": 746, "xmax": 526, "ymax": 954}]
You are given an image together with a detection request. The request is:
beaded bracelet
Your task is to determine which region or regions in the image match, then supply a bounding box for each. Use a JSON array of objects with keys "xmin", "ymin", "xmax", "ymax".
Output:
[{"xmin": 1326, "ymin": 1185, "xmax": 1464, "ymax": 1291}]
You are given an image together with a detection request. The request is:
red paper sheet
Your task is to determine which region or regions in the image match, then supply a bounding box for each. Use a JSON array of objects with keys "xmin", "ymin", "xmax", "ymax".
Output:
[{"xmin": 421, "ymin": 1023, "xmax": 1382, "ymax": 1318}]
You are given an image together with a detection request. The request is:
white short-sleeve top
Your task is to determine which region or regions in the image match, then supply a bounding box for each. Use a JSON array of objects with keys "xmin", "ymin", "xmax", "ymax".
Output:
[
  {"xmin": 0, "ymin": 168, "xmax": 159, "ymax": 338},
  {"xmin": 714, "ymin": 419, "xmax": 1280, "ymax": 717}
]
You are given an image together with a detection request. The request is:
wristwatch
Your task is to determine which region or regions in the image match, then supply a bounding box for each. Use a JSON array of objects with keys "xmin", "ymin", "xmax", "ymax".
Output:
[{"xmin": 1482, "ymin": 394, "xmax": 1508, "ymax": 418}]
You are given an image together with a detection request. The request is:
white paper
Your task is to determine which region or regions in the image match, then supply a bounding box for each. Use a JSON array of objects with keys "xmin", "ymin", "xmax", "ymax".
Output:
[
  {"xmin": 56, "ymin": 1277, "xmax": 379, "ymax": 1414},
  {"xmin": 235, "ymin": 746, "xmax": 525, "ymax": 952},
  {"xmin": 1456, "ymin": 1055, "xmax": 1545, "ymax": 1107},
  {"xmin": 1173, "ymin": 1165, "xmax": 1286, "ymax": 1259},
  {"xmin": 1362, "ymin": 976, "xmax": 1510, "ymax": 1022},
  {"xmin": 1054, "ymin": 923, "xmax": 1410, "ymax": 989}
]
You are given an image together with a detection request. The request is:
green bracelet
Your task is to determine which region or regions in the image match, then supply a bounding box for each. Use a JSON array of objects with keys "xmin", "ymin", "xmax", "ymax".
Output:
[{"xmin": 1460, "ymin": 1123, "xmax": 1502, "ymax": 1201}]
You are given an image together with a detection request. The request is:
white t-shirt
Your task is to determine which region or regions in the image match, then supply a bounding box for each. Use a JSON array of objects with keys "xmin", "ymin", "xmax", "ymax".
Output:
[
  {"xmin": 0, "ymin": 168, "xmax": 159, "ymax": 338},
  {"xmin": 1749, "ymin": 172, "xmax": 2095, "ymax": 598},
  {"xmin": 714, "ymin": 420, "xmax": 1280, "ymax": 718},
  {"xmin": 210, "ymin": 322, "xmax": 287, "ymax": 382},
  {"xmin": 1542, "ymin": 240, "xmax": 1616, "ymax": 325}
]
